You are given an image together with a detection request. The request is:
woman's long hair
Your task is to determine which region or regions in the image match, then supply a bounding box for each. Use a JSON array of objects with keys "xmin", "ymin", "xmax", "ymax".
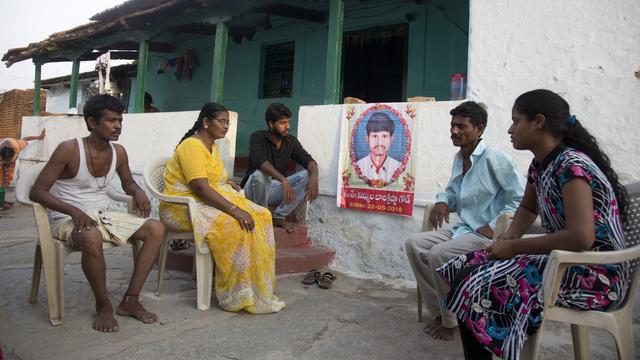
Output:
[
  {"xmin": 178, "ymin": 102, "xmax": 228, "ymax": 145},
  {"xmin": 513, "ymin": 89, "xmax": 627, "ymax": 221}
]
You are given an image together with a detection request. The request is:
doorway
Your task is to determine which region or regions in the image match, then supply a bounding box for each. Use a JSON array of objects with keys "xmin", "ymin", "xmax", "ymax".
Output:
[{"xmin": 341, "ymin": 24, "xmax": 407, "ymax": 103}]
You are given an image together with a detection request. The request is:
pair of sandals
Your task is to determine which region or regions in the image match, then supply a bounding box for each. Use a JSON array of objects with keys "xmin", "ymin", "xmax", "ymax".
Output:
[
  {"xmin": 302, "ymin": 270, "xmax": 336, "ymax": 289},
  {"xmin": 169, "ymin": 239, "xmax": 192, "ymax": 251}
]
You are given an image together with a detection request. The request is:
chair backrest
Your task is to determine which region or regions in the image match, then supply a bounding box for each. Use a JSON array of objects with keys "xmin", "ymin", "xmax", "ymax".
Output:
[
  {"xmin": 623, "ymin": 181, "xmax": 640, "ymax": 287},
  {"xmin": 623, "ymin": 181, "xmax": 640, "ymax": 247},
  {"xmin": 15, "ymin": 162, "xmax": 47, "ymax": 206},
  {"xmin": 143, "ymin": 157, "xmax": 170, "ymax": 197}
]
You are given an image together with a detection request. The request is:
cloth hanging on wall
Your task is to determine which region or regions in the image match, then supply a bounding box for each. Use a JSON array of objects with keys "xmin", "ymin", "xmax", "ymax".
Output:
[{"xmin": 156, "ymin": 50, "xmax": 199, "ymax": 81}]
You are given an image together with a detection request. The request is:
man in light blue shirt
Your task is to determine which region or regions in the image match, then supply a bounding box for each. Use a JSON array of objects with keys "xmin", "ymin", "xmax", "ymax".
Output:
[{"xmin": 405, "ymin": 101, "xmax": 525, "ymax": 341}]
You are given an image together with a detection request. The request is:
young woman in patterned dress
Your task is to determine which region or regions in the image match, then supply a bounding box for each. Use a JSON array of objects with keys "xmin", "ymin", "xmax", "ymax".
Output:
[{"xmin": 437, "ymin": 89, "xmax": 629, "ymax": 360}]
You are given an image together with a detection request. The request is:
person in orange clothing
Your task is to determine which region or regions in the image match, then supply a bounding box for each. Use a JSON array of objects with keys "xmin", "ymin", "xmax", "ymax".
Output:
[{"xmin": 0, "ymin": 128, "xmax": 45, "ymax": 208}]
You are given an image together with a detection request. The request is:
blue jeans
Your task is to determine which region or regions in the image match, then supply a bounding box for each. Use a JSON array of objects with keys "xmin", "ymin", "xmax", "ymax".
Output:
[{"xmin": 243, "ymin": 169, "xmax": 309, "ymax": 219}]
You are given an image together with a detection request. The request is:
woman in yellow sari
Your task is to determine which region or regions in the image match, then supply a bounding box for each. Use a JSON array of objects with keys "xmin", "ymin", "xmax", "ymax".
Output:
[{"xmin": 159, "ymin": 103, "xmax": 284, "ymax": 314}]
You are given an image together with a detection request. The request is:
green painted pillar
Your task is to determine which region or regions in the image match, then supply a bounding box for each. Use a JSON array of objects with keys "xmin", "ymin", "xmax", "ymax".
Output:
[
  {"xmin": 134, "ymin": 40, "xmax": 149, "ymax": 113},
  {"xmin": 33, "ymin": 60, "xmax": 42, "ymax": 115},
  {"xmin": 323, "ymin": 0, "xmax": 344, "ymax": 104},
  {"xmin": 211, "ymin": 22, "xmax": 228, "ymax": 103},
  {"xmin": 68, "ymin": 59, "xmax": 80, "ymax": 109}
]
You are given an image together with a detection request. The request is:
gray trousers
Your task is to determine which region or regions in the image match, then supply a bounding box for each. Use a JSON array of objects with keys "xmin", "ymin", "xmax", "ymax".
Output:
[
  {"xmin": 405, "ymin": 230, "xmax": 492, "ymax": 328},
  {"xmin": 243, "ymin": 169, "xmax": 309, "ymax": 219}
]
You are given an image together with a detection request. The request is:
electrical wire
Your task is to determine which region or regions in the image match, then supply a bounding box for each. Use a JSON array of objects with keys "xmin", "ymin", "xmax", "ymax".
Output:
[{"xmin": 426, "ymin": 1, "xmax": 468, "ymax": 37}]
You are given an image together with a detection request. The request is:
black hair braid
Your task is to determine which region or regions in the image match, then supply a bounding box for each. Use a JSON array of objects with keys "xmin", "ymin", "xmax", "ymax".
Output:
[
  {"xmin": 178, "ymin": 118, "xmax": 203, "ymax": 145},
  {"xmin": 564, "ymin": 120, "xmax": 628, "ymax": 221}
]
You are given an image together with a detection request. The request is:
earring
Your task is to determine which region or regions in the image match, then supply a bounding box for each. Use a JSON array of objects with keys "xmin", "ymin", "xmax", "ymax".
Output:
[{"xmin": 204, "ymin": 125, "xmax": 208, "ymax": 129}]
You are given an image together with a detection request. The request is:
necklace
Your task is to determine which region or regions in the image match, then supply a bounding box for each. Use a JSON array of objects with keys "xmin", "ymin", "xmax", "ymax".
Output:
[{"xmin": 85, "ymin": 138, "xmax": 111, "ymax": 189}]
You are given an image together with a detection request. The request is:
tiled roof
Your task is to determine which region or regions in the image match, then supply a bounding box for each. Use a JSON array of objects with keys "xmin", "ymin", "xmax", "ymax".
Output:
[{"xmin": 2, "ymin": 0, "xmax": 223, "ymax": 67}]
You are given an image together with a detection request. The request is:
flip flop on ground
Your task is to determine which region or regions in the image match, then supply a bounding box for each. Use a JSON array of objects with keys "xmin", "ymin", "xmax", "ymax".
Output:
[
  {"xmin": 302, "ymin": 269, "xmax": 322, "ymax": 285},
  {"xmin": 318, "ymin": 272, "xmax": 336, "ymax": 289}
]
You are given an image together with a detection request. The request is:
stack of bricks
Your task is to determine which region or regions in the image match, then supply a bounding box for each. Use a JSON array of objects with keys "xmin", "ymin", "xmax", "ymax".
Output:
[{"xmin": 0, "ymin": 89, "xmax": 47, "ymax": 139}]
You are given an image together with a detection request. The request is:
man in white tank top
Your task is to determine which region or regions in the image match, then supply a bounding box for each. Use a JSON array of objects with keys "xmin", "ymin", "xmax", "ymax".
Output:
[{"xmin": 30, "ymin": 95, "xmax": 165, "ymax": 332}]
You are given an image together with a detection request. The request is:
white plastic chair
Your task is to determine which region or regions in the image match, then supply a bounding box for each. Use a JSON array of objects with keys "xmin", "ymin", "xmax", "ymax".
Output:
[
  {"xmin": 415, "ymin": 204, "xmax": 515, "ymax": 322},
  {"xmin": 142, "ymin": 157, "xmax": 214, "ymax": 311},
  {"xmin": 522, "ymin": 181, "xmax": 640, "ymax": 360},
  {"xmin": 16, "ymin": 162, "xmax": 140, "ymax": 326}
]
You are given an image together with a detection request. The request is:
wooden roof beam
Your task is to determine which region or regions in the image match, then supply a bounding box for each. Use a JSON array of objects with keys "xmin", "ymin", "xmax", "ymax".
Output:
[
  {"xmin": 45, "ymin": 50, "xmax": 139, "ymax": 63},
  {"xmin": 167, "ymin": 23, "xmax": 217, "ymax": 35},
  {"xmin": 98, "ymin": 41, "xmax": 175, "ymax": 53},
  {"xmin": 254, "ymin": 4, "xmax": 327, "ymax": 23}
]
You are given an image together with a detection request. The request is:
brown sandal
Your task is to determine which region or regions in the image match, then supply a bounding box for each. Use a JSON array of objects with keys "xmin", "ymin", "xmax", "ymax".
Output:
[
  {"xmin": 318, "ymin": 272, "xmax": 336, "ymax": 289},
  {"xmin": 302, "ymin": 269, "xmax": 322, "ymax": 285}
]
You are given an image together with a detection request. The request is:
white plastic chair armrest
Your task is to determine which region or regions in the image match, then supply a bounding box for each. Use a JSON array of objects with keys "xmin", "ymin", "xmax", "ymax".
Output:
[
  {"xmin": 156, "ymin": 193, "xmax": 196, "ymax": 206},
  {"xmin": 422, "ymin": 202, "xmax": 436, "ymax": 232},
  {"xmin": 542, "ymin": 245, "xmax": 640, "ymax": 309},
  {"xmin": 493, "ymin": 212, "xmax": 514, "ymax": 240},
  {"xmin": 32, "ymin": 202, "xmax": 55, "ymax": 243},
  {"xmin": 106, "ymin": 191, "xmax": 135, "ymax": 213},
  {"xmin": 422, "ymin": 202, "xmax": 459, "ymax": 232},
  {"xmin": 157, "ymin": 194, "xmax": 199, "ymax": 224},
  {"xmin": 549, "ymin": 246, "xmax": 640, "ymax": 266}
]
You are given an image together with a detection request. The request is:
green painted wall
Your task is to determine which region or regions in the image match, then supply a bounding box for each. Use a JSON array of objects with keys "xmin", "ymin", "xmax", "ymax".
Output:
[
  {"xmin": 129, "ymin": 34, "xmax": 215, "ymax": 114},
  {"xmin": 136, "ymin": 0, "xmax": 468, "ymax": 156},
  {"xmin": 223, "ymin": 20, "xmax": 327, "ymax": 158}
]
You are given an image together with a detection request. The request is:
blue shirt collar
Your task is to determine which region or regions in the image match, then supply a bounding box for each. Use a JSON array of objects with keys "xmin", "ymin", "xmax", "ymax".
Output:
[{"xmin": 452, "ymin": 139, "xmax": 486, "ymax": 177}]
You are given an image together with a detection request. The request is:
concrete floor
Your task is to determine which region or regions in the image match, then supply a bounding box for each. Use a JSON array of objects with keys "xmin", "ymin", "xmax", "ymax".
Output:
[{"xmin": 0, "ymin": 203, "xmax": 637, "ymax": 360}]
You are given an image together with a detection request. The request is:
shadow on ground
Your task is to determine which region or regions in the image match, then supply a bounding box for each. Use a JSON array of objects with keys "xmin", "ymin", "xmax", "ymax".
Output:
[{"xmin": 0, "ymin": 204, "xmax": 636, "ymax": 360}]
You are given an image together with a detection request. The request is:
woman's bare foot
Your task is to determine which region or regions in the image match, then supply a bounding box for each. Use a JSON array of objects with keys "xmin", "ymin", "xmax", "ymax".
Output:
[
  {"xmin": 430, "ymin": 324, "xmax": 456, "ymax": 341},
  {"xmin": 117, "ymin": 294, "xmax": 159, "ymax": 324},
  {"xmin": 94, "ymin": 304, "xmax": 119, "ymax": 332},
  {"xmin": 423, "ymin": 316, "xmax": 442, "ymax": 334},
  {"xmin": 274, "ymin": 218, "xmax": 295, "ymax": 233}
]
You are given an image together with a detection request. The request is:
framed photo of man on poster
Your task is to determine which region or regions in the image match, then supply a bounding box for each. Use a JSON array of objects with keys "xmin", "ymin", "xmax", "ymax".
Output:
[
  {"xmin": 338, "ymin": 103, "xmax": 416, "ymax": 216},
  {"xmin": 350, "ymin": 106, "xmax": 410, "ymax": 188}
]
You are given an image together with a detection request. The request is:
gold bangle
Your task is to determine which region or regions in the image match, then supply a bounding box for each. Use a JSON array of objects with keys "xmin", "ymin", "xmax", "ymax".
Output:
[{"xmin": 228, "ymin": 204, "xmax": 238, "ymax": 213}]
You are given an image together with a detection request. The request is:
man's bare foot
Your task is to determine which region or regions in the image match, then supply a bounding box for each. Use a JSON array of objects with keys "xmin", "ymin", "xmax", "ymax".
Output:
[
  {"xmin": 430, "ymin": 324, "xmax": 456, "ymax": 341},
  {"xmin": 423, "ymin": 316, "xmax": 442, "ymax": 334},
  {"xmin": 274, "ymin": 218, "xmax": 295, "ymax": 233},
  {"xmin": 117, "ymin": 294, "xmax": 159, "ymax": 324},
  {"xmin": 94, "ymin": 304, "xmax": 119, "ymax": 332}
]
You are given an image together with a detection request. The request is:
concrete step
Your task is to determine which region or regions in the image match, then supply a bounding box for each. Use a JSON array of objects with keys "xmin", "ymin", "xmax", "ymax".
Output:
[
  {"xmin": 163, "ymin": 245, "xmax": 335, "ymax": 275},
  {"xmin": 275, "ymin": 246, "xmax": 335, "ymax": 274},
  {"xmin": 163, "ymin": 249, "xmax": 193, "ymax": 273},
  {"xmin": 274, "ymin": 224, "xmax": 310, "ymax": 249},
  {"xmin": 162, "ymin": 239, "xmax": 334, "ymax": 275}
]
